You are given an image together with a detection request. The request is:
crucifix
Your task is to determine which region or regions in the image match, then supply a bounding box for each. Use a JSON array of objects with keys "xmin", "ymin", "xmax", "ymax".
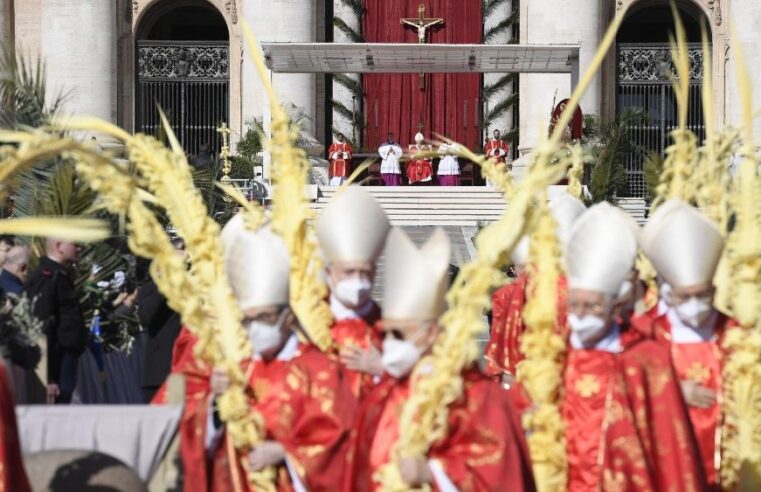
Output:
[{"xmin": 401, "ymin": 4, "xmax": 444, "ymax": 90}]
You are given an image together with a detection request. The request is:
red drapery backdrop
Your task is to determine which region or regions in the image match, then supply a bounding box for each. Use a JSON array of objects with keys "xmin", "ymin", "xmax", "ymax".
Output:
[{"xmin": 363, "ymin": 0, "xmax": 482, "ymax": 151}]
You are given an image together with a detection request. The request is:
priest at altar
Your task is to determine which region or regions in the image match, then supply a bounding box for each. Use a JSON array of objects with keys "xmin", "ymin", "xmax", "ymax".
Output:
[
  {"xmin": 378, "ymin": 133, "xmax": 404, "ymax": 187},
  {"xmin": 327, "ymin": 133, "xmax": 353, "ymax": 186},
  {"xmin": 406, "ymin": 132, "xmax": 434, "ymax": 185},
  {"xmin": 484, "ymin": 129, "xmax": 509, "ymax": 166},
  {"xmin": 437, "ymin": 139, "xmax": 460, "ymax": 186}
]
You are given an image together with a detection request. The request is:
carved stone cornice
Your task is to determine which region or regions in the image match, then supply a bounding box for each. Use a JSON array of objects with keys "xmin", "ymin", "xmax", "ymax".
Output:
[{"xmin": 225, "ymin": 0, "xmax": 238, "ymax": 24}]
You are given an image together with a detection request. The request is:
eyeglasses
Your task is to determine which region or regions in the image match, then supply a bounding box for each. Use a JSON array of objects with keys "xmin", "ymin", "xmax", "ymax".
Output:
[{"xmin": 669, "ymin": 293, "xmax": 714, "ymax": 305}]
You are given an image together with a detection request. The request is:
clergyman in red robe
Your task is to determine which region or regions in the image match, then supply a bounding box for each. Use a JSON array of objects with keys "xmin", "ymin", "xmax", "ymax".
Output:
[
  {"xmin": 347, "ymin": 228, "xmax": 536, "ymax": 491},
  {"xmin": 0, "ymin": 360, "xmax": 32, "ymax": 492},
  {"xmin": 484, "ymin": 129, "xmax": 510, "ymax": 165},
  {"xmin": 562, "ymin": 202, "xmax": 708, "ymax": 492},
  {"xmin": 406, "ymin": 132, "xmax": 434, "ymax": 185},
  {"xmin": 316, "ymin": 186, "xmax": 391, "ymax": 401},
  {"xmin": 327, "ymin": 133, "xmax": 352, "ymax": 186},
  {"xmin": 640, "ymin": 198, "xmax": 733, "ymax": 488}
]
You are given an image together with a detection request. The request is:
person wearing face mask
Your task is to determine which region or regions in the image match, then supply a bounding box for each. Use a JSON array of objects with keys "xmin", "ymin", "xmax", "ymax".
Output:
[
  {"xmin": 640, "ymin": 199, "xmax": 734, "ymax": 488},
  {"xmin": 485, "ymin": 192, "xmax": 586, "ymax": 386},
  {"xmin": 346, "ymin": 228, "xmax": 535, "ymax": 491},
  {"xmin": 316, "ymin": 186, "xmax": 391, "ymax": 400},
  {"xmin": 203, "ymin": 214, "xmax": 357, "ymax": 491},
  {"xmin": 562, "ymin": 202, "xmax": 707, "ymax": 492}
]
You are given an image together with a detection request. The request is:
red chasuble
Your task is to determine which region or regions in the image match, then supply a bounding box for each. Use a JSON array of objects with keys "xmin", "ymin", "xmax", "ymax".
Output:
[
  {"xmin": 600, "ymin": 337, "xmax": 709, "ymax": 491},
  {"xmin": 636, "ymin": 312, "xmax": 736, "ymax": 488},
  {"xmin": 484, "ymin": 139, "xmax": 509, "ymax": 164},
  {"xmin": 331, "ymin": 302, "xmax": 383, "ymax": 401},
  {"xmin": 485, "ymin": 275, "xmax": 567, "ymax": 379},
  {"xmin": 405, "ymin": 144, "xmax": 434, "ymax": 184},
  {"xmin": 0, "ymin": 362, "xmax": 32, "ymax": 492},
  {"xmin": 346, "ymin": 367, "xmax": 536, "ymax": 492},
  {"xmin": 211, "ymin": 343, "xmax": 356, "ymax": 492},
  {"xmin": 328, "ymin": 142, "xmax": 353, "ymax": 179},
  {"xmin": 151, "ymin": 327, "xmax": 214, "ymax": 492}
]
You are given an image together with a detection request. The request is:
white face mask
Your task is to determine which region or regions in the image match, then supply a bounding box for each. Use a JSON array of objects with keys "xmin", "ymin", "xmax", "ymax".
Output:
[
  {"xmin": 674, "ymin": 298, "xmax": 713, "ymax": 329},
  {"xmin": 247, "ymin": 310, "xmax": 288, "ymax": 356},
  {"xmin": 568, "ymin": 314, "xmax": 608, "ymax": 347},
  {"xmin": 381, "ymin": 336, "xmax": 424, "ymax": 378},
  {"xmin": 334, "ymin": 277, "xmax": 373, "ymax": 308}
]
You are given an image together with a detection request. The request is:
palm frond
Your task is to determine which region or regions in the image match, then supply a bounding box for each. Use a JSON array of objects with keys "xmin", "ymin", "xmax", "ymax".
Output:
[
  {"xmin": 483, "ymin": 0, "xmax": 510, "ymax": 19},
  {"xmin": 338, "ymin": 0, "xmax": 364, "ymax": 19},
  {"xmin": 333, "ymin": 18, "xmax": 364, "ymax": 43},
  {"xmin": 643, "ymin": 151, "xmax": 665, "ymax": 201},
  {"xmin": 0, "ymin": 47, "xmax": 66, "ymax": 129},
  {"xmin": 484, "ymin": 10, "xmax": 519, "ymax": 43},
  {"xmin": 332, "ymin": 99, "xmax": 355, "ymax": 122},
  {"xmin": 484, "ymin": 73, "xmax": 516, "ymax": 99},
  {"xmin": 483, "ymin": 93, "xmax": 518, "ymax": 126},
  {"xmin": 333, "ymin": 73, "xmax": 363, "ymax": 98}
]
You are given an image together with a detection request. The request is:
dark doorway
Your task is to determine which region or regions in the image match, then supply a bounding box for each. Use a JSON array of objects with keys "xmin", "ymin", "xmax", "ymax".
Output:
[
  {"xmin": 136, "ymin": 1, "xmax": 229, "ymax": 157},
  {"xmin": 616, "ymin": 2, "xmax": 709, "ymax": 197}
]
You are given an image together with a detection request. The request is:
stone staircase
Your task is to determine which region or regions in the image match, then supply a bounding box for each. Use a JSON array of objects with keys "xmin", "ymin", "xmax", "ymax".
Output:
[{"xmin": 311, "ymin": 186, "xmax": 649, "ymax": 226}]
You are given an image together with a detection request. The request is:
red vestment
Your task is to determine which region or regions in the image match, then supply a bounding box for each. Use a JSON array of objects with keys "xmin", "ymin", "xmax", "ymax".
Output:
[
  {"xmin": 484, "ymin": 139, "xmax": 509, "ymax": 164},
  {"xmin": 484, "ymin": 274, "xmax": 568, "ymax": 379},
  {"xmin": 346, "ymin": 367, "xmax": 536, "ymax": 491},
  {"xmin": 0, "ymin": 362, "xmax": 32, "ymax": 492},
  {"xmin": 634, "ymin": 312, "xmax": 736, "ymax": 488},
  {"xmin": 328, "ymin": 142, "xmax": 353, "ymax": 179},
  {"xmin": 151, "ymin": 327, "xmax": 214, "ymax": 492},
  {"xmin": 406, "ymin": 144, "xmax": 433, "ymax": 184},
  {"xmin": 599, "ymin": 336, "xmax": 709, "ymax": 491},
  {"xmin": 212, "ymin": 343, "xmax": 356, "ymax": 491},
  {"xmin": 331, "ymin": 302, "xmax": 383, "ymax": 401}
]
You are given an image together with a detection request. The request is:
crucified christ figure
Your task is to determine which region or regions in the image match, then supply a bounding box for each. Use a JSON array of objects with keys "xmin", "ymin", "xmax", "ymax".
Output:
[{"xmin": 401, "ymin": 4, "xmax": 444, "ymax": 44}]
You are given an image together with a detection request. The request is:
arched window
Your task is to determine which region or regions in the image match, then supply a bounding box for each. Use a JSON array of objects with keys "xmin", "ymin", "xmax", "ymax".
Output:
[
  {"xmin": 616, "ymin": 1, "xmax": 709, "ymax": 197},
  {"xmin": 136, "ymin": 1, "xmax": 229, "ymax": 157}
]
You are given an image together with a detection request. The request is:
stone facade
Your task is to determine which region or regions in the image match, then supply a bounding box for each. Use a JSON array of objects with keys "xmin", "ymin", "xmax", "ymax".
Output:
[{"xmin": 3, "ymin": 0, "xmax": 759, "ymax": 167}]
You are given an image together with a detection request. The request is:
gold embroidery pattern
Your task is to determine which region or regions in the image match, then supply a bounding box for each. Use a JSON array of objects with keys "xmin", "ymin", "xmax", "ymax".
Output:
[
  {"xmin": 685, "ymin": 362, "xmax": 711, "ymax": 385},
  {"xmin": 574, "ymin": 374, "xmax": 601, "ymax": 398}
]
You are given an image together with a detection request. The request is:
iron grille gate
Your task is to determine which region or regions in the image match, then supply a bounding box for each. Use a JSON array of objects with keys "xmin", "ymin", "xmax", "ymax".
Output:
[
  {"xmin": 137, "ymin": 40, "xmax": 229, "ymax": 157},
  {"xmin": 617, "ymin": 43, "xmax": 705, "ymax": 197}
]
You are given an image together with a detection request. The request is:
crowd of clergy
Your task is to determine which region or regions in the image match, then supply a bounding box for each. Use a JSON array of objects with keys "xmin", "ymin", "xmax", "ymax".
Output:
[
  {"xmin": 0, "ymin": 182, "xmax": 732, "ymax": 491},
  {"xmin": 328, "ymin": 129, "xmax": 510, "ymax": 186}
]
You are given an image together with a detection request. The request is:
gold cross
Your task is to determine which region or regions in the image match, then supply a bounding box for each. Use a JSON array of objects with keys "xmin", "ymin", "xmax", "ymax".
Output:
[
  {"xmin": 216, "ymin": 122, "xmax": 233, "ymax": 201},
  {"xmin": 575, "ymin": 374, "xmax": 601, "ymax": 398},
  {"xmin": 401, "ymin": 4, "xmax": 444, "ymax": 90}
]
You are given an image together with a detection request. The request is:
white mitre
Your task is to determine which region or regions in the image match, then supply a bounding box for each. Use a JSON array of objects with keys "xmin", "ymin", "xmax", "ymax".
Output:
[
  {"xmin": 549, "ymin": 191, "xmax": 587, "ymax": 249},
  {"xmin": 383, "ymin": 227, "xmax": 451, "ymax": 321},
  {"xmin": 415, "ymin": 132, "xmax": 424, "ymax": 143},
  {"xmin": 638, "ymin": 198, "xmax": 683, "ymax": 251},
  {"xmin": 641, "ymin": 200, "xmax": 724, "ymax": 289},
  {"xmin": 510, "ymin": 235, "xmax": 530, "ymax": 266},
  {"xmin": 221, "ymin": 213, "xmax": 290, "ymax": 310},
  {"xmin": 565, "ymin": 202, "xmax": 638, "ymax": 297},
  {"xmin": 316, "ymin": 186, "xmax": 391, "ymax": 264}
]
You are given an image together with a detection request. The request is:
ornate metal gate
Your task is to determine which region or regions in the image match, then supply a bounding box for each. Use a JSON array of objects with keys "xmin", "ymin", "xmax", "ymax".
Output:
[
  {"xmin": 136, "ymin": 41, "xmax": 229, "ymax": 157},
  {"xmin": 617, "ymin": 43, "xmax": 704, "ymax": 197}
]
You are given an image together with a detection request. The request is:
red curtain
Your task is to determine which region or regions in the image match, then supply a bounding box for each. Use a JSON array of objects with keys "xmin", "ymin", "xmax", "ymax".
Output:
[{"xmin": 363, "ymin": 0, "xmax": 482, "ymax": 150}]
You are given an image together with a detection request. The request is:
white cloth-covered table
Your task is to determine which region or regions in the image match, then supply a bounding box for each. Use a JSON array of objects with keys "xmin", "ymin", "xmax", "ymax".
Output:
[{"xmin": 16, "ymin": 404, "xmax": 182, "ymax": 482}]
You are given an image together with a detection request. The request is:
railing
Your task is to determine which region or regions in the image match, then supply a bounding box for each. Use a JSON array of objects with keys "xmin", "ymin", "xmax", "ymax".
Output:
[{"xmin": 617, "ymin": 43, "xmax": 706, "ymax": 198}]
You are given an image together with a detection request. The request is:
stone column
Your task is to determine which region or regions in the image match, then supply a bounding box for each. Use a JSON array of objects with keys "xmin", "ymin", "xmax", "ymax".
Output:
[
  {"xmin": 332, "ymin": 0, "xmax": 361, "ymax": 144},
  {"xmin": 724, "ymin": 2, "xmax": 761, "ymax": 141},
  {"xmin": 242, "ymin": 0, "xmax": 316, "ymax": 133},
  {"xmin": 513, "ymin": 0, "xmax": 602, "ymax": 180},
  {"xmin": 40, "ymin": 0, "xmax": 116, "ymax": 123},
  {"xmin": 484, "ymin": 0, "xmax": 514, "ymax": 146},
  {"xmin": 0, "ymin": 0, "xmax": 12, "ymax": 50}
]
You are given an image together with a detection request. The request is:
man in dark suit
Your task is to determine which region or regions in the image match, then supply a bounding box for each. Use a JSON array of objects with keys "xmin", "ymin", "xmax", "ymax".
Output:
[
  {"xmin": 137, "ymin": 258, "xmax": 181, "ymax": 403},
  {"xmin": 26, "ymin": 239, "xmax": 86, "ymax": 404}
]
